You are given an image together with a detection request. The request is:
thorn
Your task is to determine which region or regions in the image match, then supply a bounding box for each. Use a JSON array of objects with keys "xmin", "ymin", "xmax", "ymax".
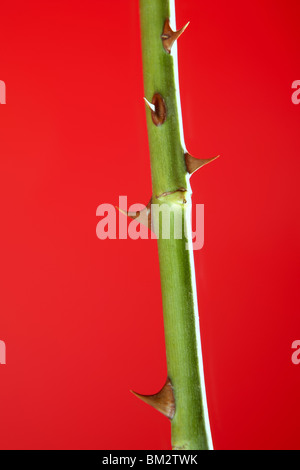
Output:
[
  {"xmin": 116, "ymin": 200, "xmax": 152, "ymax": 230},
  {"xmin": 144, "ymin": 97, "xmax": 156, "ymax": 113},
  {"xmin": 145, "ymin": 93, "xmax": 166, "ymax": 127},
  {"xmin": 161, "ymin": 19, "xmax": 190, "ymax": 54},
  {"xmin": 185, "ymin": 153, "xmax": 220, "ymax": 175},
  {"xmin": 131, "ymin": 377, "xmax": 175, "ymax": 420}
]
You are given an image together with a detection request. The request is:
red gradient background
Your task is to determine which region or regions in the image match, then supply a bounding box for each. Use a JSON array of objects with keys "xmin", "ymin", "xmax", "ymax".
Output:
[{"xmin": 0, "ymin": 0, "xmax": 299, "ymax": 450}]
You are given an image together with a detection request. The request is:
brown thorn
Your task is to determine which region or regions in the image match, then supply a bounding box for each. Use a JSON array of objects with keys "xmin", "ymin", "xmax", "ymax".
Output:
[
  {"xmin": 144, "ymin": 93, "xmax": 166, "ymax": 127},
  {"xmin": 116, "ymin": 199, "xmax": 152, "ymax": 230},
  {"xmin": 185, "ymin": 153, "xmax": 220, "ymax": 175},
  {"xmin": 131, "ymin": 377, "xmax": 175, "ymax": 420},
  {"xmin": 161, "ymin": 18, "xmax": 190, "ymax": 54}
]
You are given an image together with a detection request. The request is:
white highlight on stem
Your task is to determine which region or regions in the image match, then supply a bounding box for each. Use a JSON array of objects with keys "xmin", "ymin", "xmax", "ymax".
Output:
[
  {"xmin": 184, "ymin": 194, "xmax": 214, "ymax": 450},
  {"xmin": 170, "ymin": 0, "xmax": 213, "ymax": 448},
  {"xmin": 169, "ymin": 0, "xmax": 187, "ymax": 153}
]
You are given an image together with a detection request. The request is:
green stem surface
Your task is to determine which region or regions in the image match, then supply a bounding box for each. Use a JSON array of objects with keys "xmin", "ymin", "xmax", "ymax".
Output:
[{"xmin": 139, "ymin": 0, "xmax": 213, "ymax": 450}]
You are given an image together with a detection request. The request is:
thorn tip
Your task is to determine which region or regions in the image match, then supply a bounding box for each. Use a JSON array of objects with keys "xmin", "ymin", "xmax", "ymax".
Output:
[
  {"xmin": 131, "ymin": 377, "xmax": 175, "ymax": 420},
  {"xmin": 185, "ymin": 153, "xmax": 220, "ymax": 175},
  {"xmin": 143, "ymin": 97, "xmax": 156, "ymax": 113},
  {"xmin": 161, "ymin": 18, "xmax": 190, "ymax": 54}
]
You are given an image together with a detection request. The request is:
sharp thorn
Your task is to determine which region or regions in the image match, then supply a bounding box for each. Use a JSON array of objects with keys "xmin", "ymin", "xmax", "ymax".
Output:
[
  {"xmin": 131, "ymin": 377, "xmax": 175, "ymax": 420},
  {"xmin": 161, "ymin": 19, "xmax": 190, "ymax": 54},
  {"xmin": 115, "ymin": 206, "xmax": 128, "ymax": 218},
  {"xmin": 185, "ymin": 153, "xmax": 220, "ymax": 175},
  {"xmin": 116, "ymin": 199, "xmax": 152, "ymax": 230},
  {"xmin": 143, "ymin": 97, "xmax": 156, "ymax": 113}
]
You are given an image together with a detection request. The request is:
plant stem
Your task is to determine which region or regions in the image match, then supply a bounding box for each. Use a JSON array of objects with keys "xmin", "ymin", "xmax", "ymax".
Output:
[{"xmin": 139, "ymin": 0, "xmax": 213, "ymax": 450}]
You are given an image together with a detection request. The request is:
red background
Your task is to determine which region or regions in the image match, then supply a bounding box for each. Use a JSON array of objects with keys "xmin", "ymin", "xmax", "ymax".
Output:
[{"xmin": 0, "ymin": 0, "xmax": 299, "ymax": 450}]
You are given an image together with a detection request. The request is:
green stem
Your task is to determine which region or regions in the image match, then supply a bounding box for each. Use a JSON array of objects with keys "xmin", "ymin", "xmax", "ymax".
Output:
[{"xmin": 139, "ymin": 0, "xmax": 213, "ymax": 450}]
